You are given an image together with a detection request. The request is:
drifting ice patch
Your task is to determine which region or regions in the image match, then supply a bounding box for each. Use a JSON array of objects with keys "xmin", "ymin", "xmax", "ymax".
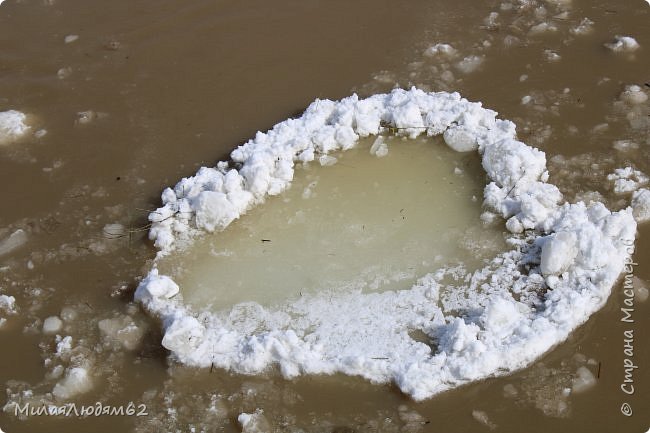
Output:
[{"xmin": 136, "ymin": 88, "xmax": 636, "ymax": 401}]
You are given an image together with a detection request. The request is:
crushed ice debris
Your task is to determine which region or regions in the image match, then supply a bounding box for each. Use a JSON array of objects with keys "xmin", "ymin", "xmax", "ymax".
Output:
[
  {"xmin": 0, "ymin": 110, "xmax": 30, "ymax": 145},
  {"xmin": 98, "ymin": 315, "xmax": 146, "ymax": 351},
  {"xmin": 607, "ymin": 167, "xmax": 649, "ymax": 194},
  {"xmin": 605, "ymin": 36, "xmax": 640, "ymax": 53},
  {"xmin": 64, "ymin": 34, "xmax": 79, "ymax": 44},
  {"xmin": 137, "ymin": 88, "xmax": 637, "ymax": 401},
  {"xmin": 528, "ymin": 22, "xmax": 557, "ymax": 36}
]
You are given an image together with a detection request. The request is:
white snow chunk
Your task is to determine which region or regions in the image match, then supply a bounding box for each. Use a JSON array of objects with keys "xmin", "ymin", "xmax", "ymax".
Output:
[
  {"xmin": 540, "ymin": 231, "xmax": 578, "ymax": 276},
  {"xmin": 0, "ymin": 229, "xmax": 28, "ymax": 257},
  {"xmin": 0, "ymin": 110, "xmax": 30, "ymax": 145},
  {"xmin": 134, "ymin": 269, "xmax": 180, "ymax": 306}
]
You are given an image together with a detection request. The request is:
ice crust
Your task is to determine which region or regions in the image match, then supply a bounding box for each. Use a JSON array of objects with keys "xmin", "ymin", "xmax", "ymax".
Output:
[{"xmin": 136, "ymin": 89, "xmax": 636, "ymax": 400}]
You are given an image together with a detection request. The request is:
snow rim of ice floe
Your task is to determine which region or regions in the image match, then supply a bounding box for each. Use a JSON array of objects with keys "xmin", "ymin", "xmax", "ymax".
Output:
[{"xmin": 136, "ymin": 88, "xmax": 636, "ymax": 401}]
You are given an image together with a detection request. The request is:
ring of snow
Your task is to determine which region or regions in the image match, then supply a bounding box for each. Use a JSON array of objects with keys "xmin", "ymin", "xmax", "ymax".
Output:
[{"xmin": 136, "ymin": 88, "xmax": 636, "ymax": 400}]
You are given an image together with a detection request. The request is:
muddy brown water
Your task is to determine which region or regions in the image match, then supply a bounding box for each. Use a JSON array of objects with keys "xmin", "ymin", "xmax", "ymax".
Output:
[{"xmin": 0, "ymin": 0, "xmax": 649, "ymax": 431}]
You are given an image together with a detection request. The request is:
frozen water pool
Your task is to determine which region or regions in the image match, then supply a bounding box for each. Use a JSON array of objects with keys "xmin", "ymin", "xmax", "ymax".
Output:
[{"xmin": 156, "ymin": 136, "xmax": 499, "ymax": 311}]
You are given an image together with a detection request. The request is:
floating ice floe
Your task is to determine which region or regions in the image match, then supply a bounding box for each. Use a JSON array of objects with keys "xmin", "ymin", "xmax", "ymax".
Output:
[
  {"xmin": 0, "ymin": 110, "xmax": 30, "ymax": 145},
  {"xmin": 136, "ymin": 88, "xmax": 636, "ymax": 401}
]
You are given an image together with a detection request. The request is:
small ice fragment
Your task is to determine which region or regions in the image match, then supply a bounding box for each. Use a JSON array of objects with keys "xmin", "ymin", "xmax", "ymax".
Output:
[
  {"xmin": 103, "ymin": 223, "xmax": 126, "ymax": 239},
  {"xmin": 472, "ymin": 410, "xmax": 496, "ymax": 430},
  {"xmin": 619, "ymin": 85, "xmax": 648, "ymax": 105},
  {"xmin": 591, "ymin": 123, "xmax": 608, "ymax": 134},
  {"xmin": 503, "ymin": 35, "xmax": 520, "ymax": 48},
  {"xmin": 64, "ymin": 34, "xmax": 79, "ymax": 44},
  {"xmin": 605, "ymin": 36, "xmax": 640, "ymax": 53},
  {"xmin": 570, "ymin": 18, "xmax": 594, "ymax": 36},
  {"xmin": 483, "ymin": 12, "xmax": 499, "ymax": 29},
  {"xmin": 0, "ymin": 110, "xmax": 30, "ymax": 145},
  {"xmin": 98, "ymin": 315, "xmax": 145, "ymax": 350},
  {"xmin": 519, "ymin": 74, "xmax": 528, "ymax": 82},
  {"xmin": 52, "ymin": 367, "xmax": 93, "ymax": 400},
  {"xmin": 369, "ymin": 136, "xmax": 388, "ymax": 157},
  {"xmin": 503, "ymin": 383, "xmax": 518, "ymax": 398},
  {"xmin": 631, "ymin": 188, "xmax": 650, "ymax": 223},
  {"xmin": 521, "ymin": 95, "xmax": 533, "ymax": 105},
  {"xmin": 454, "ymin": 167, "xmax": 463, "ymax": 175},
  {"xmin": 60, "ymin": 306, "xmax": 78, "ymax": 322},
  {"xmin": 318, "ymin": 155, "xmax": 337, "ymax": 166},
  {"xmin": 238, "ymin": 410, "xmax": 270, "ymax": 433},
  {"xmin": 423, "ymin": 43, "xmax": 457, "ymax": 58},
  {"xmin": 455, "ymin": 55, "xmax": 484, "ymax": 74},
  {"xmin": 572, "ymin": 366, "xmax": 596, "ymax": 393},
  {"xmin": 57, "ymin": 67, "xmax": 72, "ymax": 79},
  {"xmin": 0, "ymin": 295, "xmax": 16, "ymax": 314},
  {"xmin": 43, "ymin": 316, "xmax": 63, "ymax": 334},
  {"xmin": 544, "ymin": 50, "xmax": 561, "ymax": 62},
  {"xmin": 134, "ymin": 269, "xmax": 180, "ymax": 303},
  {"xmin": 0, "ymin": 229, "xmax": 28, "ymax": 257},
  {"xmin": 76, "ymin": 110, "xmax": 97, "ymax": 125},
  {"xmin": 528, "ymin": 22, "xmax": 557, "ymax": 36}
]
